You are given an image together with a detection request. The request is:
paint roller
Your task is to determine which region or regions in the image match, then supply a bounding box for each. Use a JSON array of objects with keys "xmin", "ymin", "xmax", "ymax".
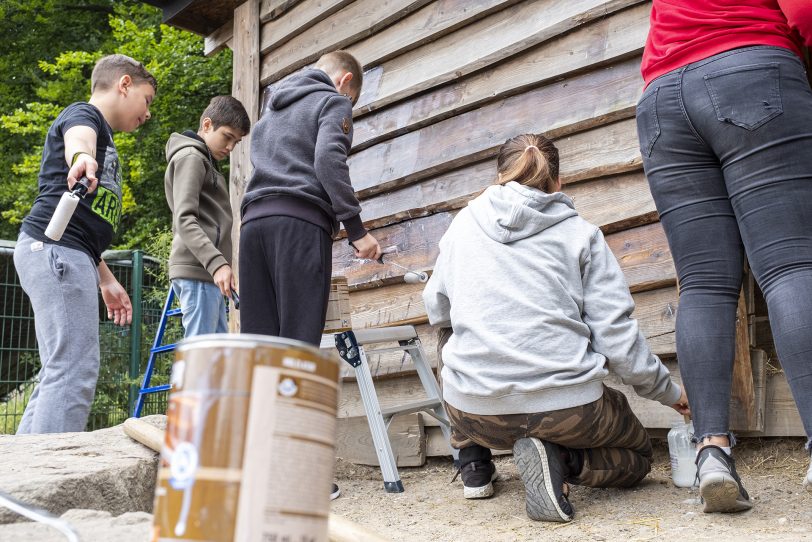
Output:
[
  {"xmin": 44, "ymin": 177, "xmax": 91, "ymax": 241},
  {"xmin": 355, "ymin": 246, "xmax": 429, "ymax": 283}
]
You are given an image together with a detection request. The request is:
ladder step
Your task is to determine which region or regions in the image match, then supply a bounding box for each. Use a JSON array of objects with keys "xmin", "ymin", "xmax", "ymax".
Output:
[
  {"xmin": 381, "ymin": 398, "xmax": 442, "ymax": 419},
  {"xmin": 166, "ymin": 308, "xmax": 183, "ymax": 317},
  {"xmin": 141, "ymin": 384, "xmax": 171, "ymax": 394},
  {"xmin": 150, "ymin": 344, "xmax": 177, "ymax": 354}
]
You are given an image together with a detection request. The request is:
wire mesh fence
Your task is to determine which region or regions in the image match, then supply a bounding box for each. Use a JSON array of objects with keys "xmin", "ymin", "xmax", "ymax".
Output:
[{"xmin": 0, "ymin": 244, "xmax": 178, "ymax": 433}]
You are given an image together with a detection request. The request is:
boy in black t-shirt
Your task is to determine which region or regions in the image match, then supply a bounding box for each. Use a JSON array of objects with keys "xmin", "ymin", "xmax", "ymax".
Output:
[{"xmin": 14, "ymin": 54, "xmax": 156, "ymax": 434}]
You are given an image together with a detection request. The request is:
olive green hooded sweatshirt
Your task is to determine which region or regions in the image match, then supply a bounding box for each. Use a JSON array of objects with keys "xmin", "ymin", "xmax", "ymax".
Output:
[{"xmin": 164, "ymin": 131, "xmax": 232, "ymax": 282}]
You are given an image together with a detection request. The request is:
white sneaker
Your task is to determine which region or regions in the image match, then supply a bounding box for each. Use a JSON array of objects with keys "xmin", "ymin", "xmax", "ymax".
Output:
[{"xmin": 804, "ymin": 452, "xmax": 811, "ymax": 492}]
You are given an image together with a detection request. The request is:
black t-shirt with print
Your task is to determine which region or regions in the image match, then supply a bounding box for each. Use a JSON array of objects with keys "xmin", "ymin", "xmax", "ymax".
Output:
[{"xmin": 21, "ymin": 102, "xmax": 122, "ymax": 263}]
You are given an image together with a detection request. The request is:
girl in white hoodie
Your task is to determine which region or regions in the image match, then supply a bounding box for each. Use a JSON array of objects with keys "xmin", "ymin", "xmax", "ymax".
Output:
[{"xmin": 423, "ymin": 133, "xmax": 689, "ymax": 522}]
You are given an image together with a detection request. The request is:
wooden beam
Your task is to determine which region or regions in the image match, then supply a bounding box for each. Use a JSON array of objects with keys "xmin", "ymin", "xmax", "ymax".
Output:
[
  {"xmin": 229, "ymin": 0, "xmax": 261, "ymax": 333},
  {"xmin": 260, "ymin": 0, "xmax": 355, "ymax": 53},
  {"xmin": 259, "ymin": 0, "xmax": 433, "ymax": 85},
  {"xmin": 347, "ymin": 56, "xmax": 643, "ymax": 199},
  {"xmin": 259, "ymin": 0, "xmax": 306, "ymax": 22},
  {"xmin": 351, "ymin": 1, "xmax": 650, "ymax": 150},
  {"xmin": 347, "ymin": 0, "xmax": 523, "ymax": 69},
  {"xmin": 729, "ymin": 290, "xmax": 758, "ymax": 430},
  {"xmin": 335, "ymin": 413, "xmax": 425, "ymax": 467},
  {"xmin": 204, "ymin": 19, "xmax": 234, "ymax": 56},
  {"xmin": 354, "ymin": 0, "xmax": 645, "ymax": 119}
]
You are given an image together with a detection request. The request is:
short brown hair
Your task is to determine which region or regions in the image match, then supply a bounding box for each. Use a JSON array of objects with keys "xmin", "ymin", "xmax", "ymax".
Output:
[
  {"xmin": 315, "ymin": 50, "xmax": 363, "ymax": 95},
  {"xmin": 91, "ymin": 54, "xmax": 157, "ymax": 93},
  {"xmin": 200, "ymin": 95, "xmax": 251, "ymax": 135},
  {"xmin": 496, "ymin": 134, "xmax": 559, "ymax": 193}
]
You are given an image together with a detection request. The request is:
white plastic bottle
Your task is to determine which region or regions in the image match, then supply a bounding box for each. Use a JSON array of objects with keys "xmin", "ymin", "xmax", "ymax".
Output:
[{"xmin": 667, "ymin": 420, "xmax": 697, "ymax": 488}]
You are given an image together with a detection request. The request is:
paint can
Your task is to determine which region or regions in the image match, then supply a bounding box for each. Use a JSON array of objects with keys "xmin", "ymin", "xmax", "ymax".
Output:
[
  {"xmin": 324, "ymin": 276, "xmax": 352, "ymax": 333},
  {"xmin": 151, "ymin": 334, "xmax": 340, "ymax": 542}
]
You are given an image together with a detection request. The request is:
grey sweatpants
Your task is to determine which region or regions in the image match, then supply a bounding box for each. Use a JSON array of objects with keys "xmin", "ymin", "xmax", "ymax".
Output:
[{"xmin": 13, "ymin": 232, "xmax": 100, "ymax": 434}]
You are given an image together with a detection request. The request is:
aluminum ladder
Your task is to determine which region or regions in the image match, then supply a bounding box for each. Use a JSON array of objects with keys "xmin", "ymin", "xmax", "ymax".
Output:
[{"xmin": 322, "ymin": 325, "xmax": 458, "ymax": 492}]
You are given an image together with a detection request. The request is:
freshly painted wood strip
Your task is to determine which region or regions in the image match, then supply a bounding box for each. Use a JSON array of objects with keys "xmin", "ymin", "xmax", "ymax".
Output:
[
  {"xmin": 229, "ymin": 0, "xmax": 261, "ymax": 333},
  {"xmin": 345, "ymin": 274, "xmax": 678, "ymax": 351},
  {"xmin": 259, "ymin": 0, "xmax": 433, "ymax": 85},
  {"xmin": 353, "ymin": 0, "xmax": 644, "ymax": 116},
  {"xmin": 352, "ymin": 1, "xmax": 650, "ymax": 149},
  {"xmin": 260, "ymin": 0, "xmax": 355, "ymax": 53},
  {"xmin": 348, "ymin": 56, "xmax": 644, "ymax": 199}
]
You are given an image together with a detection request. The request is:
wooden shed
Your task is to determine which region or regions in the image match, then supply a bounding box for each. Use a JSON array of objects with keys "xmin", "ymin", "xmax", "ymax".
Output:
[{"xmin": 147, "ymin": 0, "xmax": 803, "ymax": 465}]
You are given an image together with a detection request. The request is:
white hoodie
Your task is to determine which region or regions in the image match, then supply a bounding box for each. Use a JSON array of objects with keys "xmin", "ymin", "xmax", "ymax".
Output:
[{"xmin": 423, "ymin": 181, "xmax": 680, "ymax": 415}]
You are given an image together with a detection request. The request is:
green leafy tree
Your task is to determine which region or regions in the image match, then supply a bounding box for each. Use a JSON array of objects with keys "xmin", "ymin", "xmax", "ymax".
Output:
[{"xmin": 0, "ymin": 1, "xmax": 233, "ymax": 248}]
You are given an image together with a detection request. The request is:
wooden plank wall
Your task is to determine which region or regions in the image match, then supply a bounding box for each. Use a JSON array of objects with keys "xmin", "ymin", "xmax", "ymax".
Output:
[{"xmin": 243, "ymin": 0, "xmax": 802, "ymax": 463}]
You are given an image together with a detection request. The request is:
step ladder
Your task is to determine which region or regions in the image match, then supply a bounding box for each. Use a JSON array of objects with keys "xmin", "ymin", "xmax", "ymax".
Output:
[
  {"xmin": 133, "ymin": 287, "xmax": 182, "ymax": 417},
  {"xmin": 322, "ymin": 326, "xmax": 458, "ymax": 493}
]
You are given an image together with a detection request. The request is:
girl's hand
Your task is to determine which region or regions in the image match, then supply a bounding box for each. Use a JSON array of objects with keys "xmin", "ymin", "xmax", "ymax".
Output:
[{"xmin": 670, "ymin": 386, "xmax": 691, "ymax": 416}]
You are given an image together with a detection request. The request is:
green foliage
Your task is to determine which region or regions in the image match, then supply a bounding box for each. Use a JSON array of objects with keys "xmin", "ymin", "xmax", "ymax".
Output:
[{"xmin": 0, "ymin": 1, "xmax": 233, "ymax": 246}]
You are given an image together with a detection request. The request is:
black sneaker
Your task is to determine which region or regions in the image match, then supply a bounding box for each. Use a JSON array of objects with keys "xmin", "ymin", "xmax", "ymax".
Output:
[
  {"xmin": 460, "ymin": 460, "xmax": 498, "ymax": 499},
  {"xmin": 513, "ymin": 438, "xmax": 574, "ymax": 522},
  {"xmin": 330, "ymin": 483, "xmax": 341, "ymax": 501},
  {"xmin": 696, "ymin": 446, "xmax": 752, "ymax": 513}
]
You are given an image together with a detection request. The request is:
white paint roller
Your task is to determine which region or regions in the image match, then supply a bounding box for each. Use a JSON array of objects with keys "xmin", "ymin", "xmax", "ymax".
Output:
[
  {"xmin": 360, "ymin": 246, "xmax": 429, "ymax": 283},
  {"xmin": 44, "ymin": 178, "xmax": 89, "ymax": 241}
]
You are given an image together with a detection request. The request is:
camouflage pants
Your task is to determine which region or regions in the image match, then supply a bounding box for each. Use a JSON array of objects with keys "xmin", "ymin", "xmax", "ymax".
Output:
[{"xmin": 437, "ymin": 328, "xmax": 652, "ymax": 488}]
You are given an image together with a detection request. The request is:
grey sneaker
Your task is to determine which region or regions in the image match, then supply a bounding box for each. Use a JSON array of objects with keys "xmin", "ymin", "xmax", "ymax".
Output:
[
  {"xmin": 696, "ymin": 446, "xmax": 752, "ymax": 513},
  {"xmin": 460, "ymin": 460, "xmax": 498, "ymax": 499},
  {"xmin": 513, "ymin": 438, "xmax": 574, "ymax": 522}
]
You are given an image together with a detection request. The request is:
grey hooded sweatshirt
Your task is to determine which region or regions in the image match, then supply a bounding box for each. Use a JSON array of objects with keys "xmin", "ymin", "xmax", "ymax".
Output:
[
  {"xmin": 423, "ymin": 181, "xmax": 681, "ymax": 416},
  {"xmin": 241, "ymin": 68, "xmax": 366, "ymax": 240},
  {"xmin": 164, "ymin": 131, "xmax": 232, "ymax": 283}
]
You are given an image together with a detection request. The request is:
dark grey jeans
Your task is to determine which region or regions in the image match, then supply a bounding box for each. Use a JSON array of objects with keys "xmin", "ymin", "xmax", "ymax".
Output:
[{"xmin": 636, "ymin": 46, "xmax": 812, "ymax": 449}]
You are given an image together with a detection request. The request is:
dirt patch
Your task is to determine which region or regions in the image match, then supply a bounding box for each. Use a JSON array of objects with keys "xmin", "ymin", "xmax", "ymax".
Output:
[{"xmin": 331, "ymin": 438, "xmax": 812, "ymax": 541}]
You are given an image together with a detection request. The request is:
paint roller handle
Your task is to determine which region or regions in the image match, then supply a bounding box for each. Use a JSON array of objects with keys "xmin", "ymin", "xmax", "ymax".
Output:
[{"xmin": 71, "ymin": 176, "xmax": 91, "ymax": 198}]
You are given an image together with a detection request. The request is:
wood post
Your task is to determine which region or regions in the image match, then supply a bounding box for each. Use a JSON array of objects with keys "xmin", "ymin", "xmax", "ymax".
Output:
[{"xmin": 229, "ymin": 0, "xmax": 261, "ymax": 333}]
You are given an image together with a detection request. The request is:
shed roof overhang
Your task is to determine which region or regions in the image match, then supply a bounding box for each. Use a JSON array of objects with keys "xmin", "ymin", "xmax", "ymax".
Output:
[{"xmin": 140, "ymin": 0, "xmax": 241, "ymax": 35}]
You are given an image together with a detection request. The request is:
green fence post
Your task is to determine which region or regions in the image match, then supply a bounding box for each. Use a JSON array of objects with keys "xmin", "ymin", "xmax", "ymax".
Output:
[{"xmin": 128, "ymin": 250, "xmax": 144, "ymax": 415}]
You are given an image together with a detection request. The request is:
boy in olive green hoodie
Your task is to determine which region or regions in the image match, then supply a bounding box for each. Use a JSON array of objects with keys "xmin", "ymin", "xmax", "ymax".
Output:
[{"xmin": 164, "ymin": 95, "xmax": 250, "ymax": 337}]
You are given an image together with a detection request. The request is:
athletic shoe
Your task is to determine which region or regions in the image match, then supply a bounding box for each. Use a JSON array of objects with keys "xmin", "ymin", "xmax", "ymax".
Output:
[
  {"xmin": 512, "ymin": 437, "xmax": 574, "ymax": 522},
  {"xmin": 330, "ymin": 483, "xmax": 341, "ymax": 501},
  {"xmin": 804, "ymin": 451, "xmax": 811, "ymax": 492},
  {"xmin": 460, "ymin": 459, "xmax": 498, "ymax": 499},
  {"xmin": 696, "ymin": 445, "xmax": 752, "ymax": 513}
]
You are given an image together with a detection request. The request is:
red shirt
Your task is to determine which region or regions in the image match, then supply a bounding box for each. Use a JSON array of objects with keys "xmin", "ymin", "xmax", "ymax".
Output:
[{"xmin": 642, "ymin": 0, "xmax": 812, "ymax": 86}]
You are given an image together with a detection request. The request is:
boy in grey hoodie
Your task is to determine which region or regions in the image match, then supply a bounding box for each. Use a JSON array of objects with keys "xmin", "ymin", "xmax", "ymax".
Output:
[
  {"xmin": 423, "ymin": 134, "xmax": 690, "ymax": 522},
  {"xmin": 239, "ymin": 51, "xmax": 381, "ymax": 346},
  {"xmin": 165, "ymin": 96, "xmax": 250, "ymax": 337}
]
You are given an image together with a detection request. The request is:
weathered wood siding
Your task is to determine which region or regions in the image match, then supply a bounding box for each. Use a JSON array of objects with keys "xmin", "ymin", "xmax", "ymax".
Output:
[{"xmin": 235, "ymin": 0, "xmax": 801, "ymax": 460}]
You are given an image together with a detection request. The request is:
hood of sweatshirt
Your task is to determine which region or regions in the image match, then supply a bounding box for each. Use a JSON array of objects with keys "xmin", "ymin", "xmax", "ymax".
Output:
[
  {"xmin": 467, "ymin": 181, "xmax": 578, "ymax": 243},
  {"xmin": 271, "ymin": 69, "xmax": 338, "ymax": 110},
  {"xmin": 165, "ymin": 131, "xmax": 211, "ymax": 163}
]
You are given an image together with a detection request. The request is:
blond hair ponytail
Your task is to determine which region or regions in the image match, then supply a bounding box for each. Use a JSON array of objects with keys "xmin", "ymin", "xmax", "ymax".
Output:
[{"xmin": 495, "ymin": 134, "xmax": 559, "ymax": 193}]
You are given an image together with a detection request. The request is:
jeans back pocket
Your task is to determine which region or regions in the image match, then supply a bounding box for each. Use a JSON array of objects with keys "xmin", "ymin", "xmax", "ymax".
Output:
[
  {"xmin": 636, "ymin": 87, "xmax": 660, "ymax": 157},
  {"xmin": 704, "ymin": 63, "xmax": 783, "ymax": 130}
]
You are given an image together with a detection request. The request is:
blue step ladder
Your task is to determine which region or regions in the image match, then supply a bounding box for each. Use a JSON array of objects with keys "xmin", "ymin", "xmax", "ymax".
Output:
[{"xmin": 133, "ymin": 287, "xmax": 182, "ymax": 417}]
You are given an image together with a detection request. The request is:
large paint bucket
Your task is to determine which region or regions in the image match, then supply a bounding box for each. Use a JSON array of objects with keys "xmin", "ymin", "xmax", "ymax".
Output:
[{"xmin": 151, "ymin": 334, "xmax": 340, "ymax": 542}]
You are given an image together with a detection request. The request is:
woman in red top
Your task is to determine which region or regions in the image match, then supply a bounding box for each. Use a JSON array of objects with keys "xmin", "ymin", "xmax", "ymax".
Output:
[{"xmin": 636, "ymin": 0, "xmax": 812, "ymax": 513}]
